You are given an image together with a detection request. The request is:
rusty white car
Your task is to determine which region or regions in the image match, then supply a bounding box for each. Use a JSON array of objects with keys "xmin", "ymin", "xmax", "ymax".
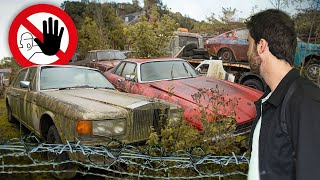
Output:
[{"xmin": 5, "ymin": 65, "xmax": 181, "ymax": 178}]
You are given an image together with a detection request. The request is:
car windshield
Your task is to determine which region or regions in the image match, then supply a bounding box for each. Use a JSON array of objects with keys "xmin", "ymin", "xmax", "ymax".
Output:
[
  {"xmin": 97, "ymin": 51, "xmax": 127, "ymax": 60},
  {"xmin": 40, "ymin": 67, "xmax": 115, "ymax": 90},
  {"xmin": 140, "ymin": 60, "xmax": 198, "ymax": 82}
]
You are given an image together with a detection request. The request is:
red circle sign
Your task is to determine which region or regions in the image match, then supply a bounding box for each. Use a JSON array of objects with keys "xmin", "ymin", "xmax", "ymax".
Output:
[{"xmin": 8, "ymin": 4, "xmax": 78, "ymax": 67}]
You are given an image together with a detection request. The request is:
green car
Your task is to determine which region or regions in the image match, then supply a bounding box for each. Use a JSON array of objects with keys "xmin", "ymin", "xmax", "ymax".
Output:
[{"xmin": 5, "ymin": 65, "xmax": 181, "ymax": 177}]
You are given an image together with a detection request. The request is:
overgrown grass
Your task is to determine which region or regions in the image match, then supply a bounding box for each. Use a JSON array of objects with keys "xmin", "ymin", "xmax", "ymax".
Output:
[{"xmin": 0, "ymin": 98, "xmax": 54, "ymax": 180}]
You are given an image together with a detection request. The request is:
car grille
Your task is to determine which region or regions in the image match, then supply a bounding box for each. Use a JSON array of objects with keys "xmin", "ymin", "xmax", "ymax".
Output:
[{"xmin": 131, "ymin": 109, "xmax": 167, "ymax": 142}]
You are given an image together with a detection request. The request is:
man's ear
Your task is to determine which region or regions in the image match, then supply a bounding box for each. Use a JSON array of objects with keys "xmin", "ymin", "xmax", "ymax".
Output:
[{"xmin": 257, "ymin": 39, "xmax": 268, "ymax": 55}]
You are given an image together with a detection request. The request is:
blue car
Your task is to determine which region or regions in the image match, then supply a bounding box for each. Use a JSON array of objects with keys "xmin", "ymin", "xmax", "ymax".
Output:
[{"xmin": 294, "ymin": 38, "xmax": 320, "ymax": 81}]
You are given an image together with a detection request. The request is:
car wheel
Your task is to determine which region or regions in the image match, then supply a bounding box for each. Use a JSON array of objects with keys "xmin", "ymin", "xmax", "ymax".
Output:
[
  {"xmin": 6, "ymin": 103, "xmax": 17, "ymax": 123},
  {"xmin": 47, "ymin": 125, "xmax": 77, "ymax": 179},
  {"xmin": 243, "ymin": 79, "xmax": 264, "ymax": 91},
  {"xmin": 219, "ymin": 49, "xmax": 235, "ymax": 62},
  {"xmin": 304, "ymin": 59, "xmax": 320, "ymax": 81}
]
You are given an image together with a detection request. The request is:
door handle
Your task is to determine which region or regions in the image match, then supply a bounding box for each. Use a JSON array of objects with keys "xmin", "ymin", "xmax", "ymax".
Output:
[{"xmin": 117, "ymin": 79, "xmax": 122, "ymax": 82}]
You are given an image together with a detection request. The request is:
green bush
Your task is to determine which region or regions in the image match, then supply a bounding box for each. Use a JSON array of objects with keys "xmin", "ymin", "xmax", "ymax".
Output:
[{"xmin": 127, "ymin": 86, "xmax": 249, "ymax": 178}]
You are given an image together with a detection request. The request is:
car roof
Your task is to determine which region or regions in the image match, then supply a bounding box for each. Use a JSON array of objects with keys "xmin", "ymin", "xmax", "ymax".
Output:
[
  {"xmin": 88, "ymin": 49, "xmax": 121, "ymax": 52},
  {"xmin": 24, "ymin": 65, "xmax": 99, "ymax": 71},
  {"xmin": 123, "ymin": 57, "xmax": 184, "ymax": 63}
]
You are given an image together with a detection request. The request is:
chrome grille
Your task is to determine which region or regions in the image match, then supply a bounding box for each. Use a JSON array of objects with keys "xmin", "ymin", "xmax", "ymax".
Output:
[{"xmin": 131, "ymin": 109, "xmax": 166, "ymax": 142}]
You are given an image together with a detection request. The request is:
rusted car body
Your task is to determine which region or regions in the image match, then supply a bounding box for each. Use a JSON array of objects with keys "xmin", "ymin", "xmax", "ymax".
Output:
[
  {"xmin": 69, "ymin": 50, "xmax": 127, "ymax": 72},
  {"xmin": 206, "ymin": 29, "xmax": 320, "ymax": 82},
  {"xmin": 5, "ymin": 65, "xmax": 180, "ymax": 160},
  {"xmin": 105, "ymin": 58, "xmax": 263, "ymax": 134},
  {"xmin": 205, "ymin": 28, "xmax": 249, "ymax": 62}
]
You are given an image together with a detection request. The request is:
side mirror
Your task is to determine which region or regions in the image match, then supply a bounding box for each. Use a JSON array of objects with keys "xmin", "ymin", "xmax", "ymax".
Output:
[
  {"xmin": 125, "ymin": 74, "xmax": 136, "ymax": 82},
  {"xmin": 20, "ymin": 81, "xmax": 30, "ymax": 89},
  {"xmin": 3, "ymin": 79, "xmax": 9, "ymax": 87}
]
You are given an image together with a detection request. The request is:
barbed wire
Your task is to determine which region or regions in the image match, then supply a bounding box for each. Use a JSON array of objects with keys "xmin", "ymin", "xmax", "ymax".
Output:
[{"xmin": 0, "ymin": 135, "xmax": 249, "ymax": 179}]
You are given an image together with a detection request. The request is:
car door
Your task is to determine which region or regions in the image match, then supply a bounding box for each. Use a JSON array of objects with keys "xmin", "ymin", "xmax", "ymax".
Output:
[
  {"xmin": 8, "ymin": 68, "xmax": 28, "ymax": 121},
  {"xmin": 22, "ymin": 67, "xmax": 38, "ymax": 128},
  {"xmin": 112, "ymin": 62, "xmax": 137, "ymax": 92}
]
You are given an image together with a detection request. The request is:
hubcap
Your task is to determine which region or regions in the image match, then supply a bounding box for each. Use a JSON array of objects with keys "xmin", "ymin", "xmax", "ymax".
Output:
[
  {"xmin": 222, "ymin": 51, "xmax": 231, "ymax": 61},
  {"xmin": 306, "ymin": 63, "xmax": 320, "ymax": 81}
]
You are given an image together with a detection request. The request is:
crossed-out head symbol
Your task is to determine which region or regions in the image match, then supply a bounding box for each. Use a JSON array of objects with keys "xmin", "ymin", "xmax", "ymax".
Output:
[{"xmin": 19, "ymin": 32, "xmax": 34, "ymax": 51}]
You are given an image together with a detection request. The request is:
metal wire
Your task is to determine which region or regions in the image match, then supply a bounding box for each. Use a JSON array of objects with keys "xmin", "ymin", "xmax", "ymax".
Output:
[{"xmin": 0, "ymin": 135, "xmax": 249, "ymax": 179}]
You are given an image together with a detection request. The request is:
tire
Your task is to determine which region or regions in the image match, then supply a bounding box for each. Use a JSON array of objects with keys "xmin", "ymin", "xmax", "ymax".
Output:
[
  {"xmin": 47, "ymin": 125, "xmax": 77, "ymax": 179},
  {"xmin": 192, "ymin": 48, "xmax": 208, "ymax": 55},
  {"xmin": 184, "ymin": 43, "xmax": 198, "ymax": 52},
  {"xmin": 192, "ymin": 55, "xmax": 206, "ymax": 59},
  {"xmin": 181, "ymin": 51, "xmax": 194, "ymax": 57},
  {"xmin": 243, "ymin": 79, "xmax": 264, "ymax": 91},
  {"xmin": 6, "ymin": 103, "xmax": 17, "ymax": 123},
  {"xmin": 219, "ymin": 49, "xmax": 235, "ymax": 62},
  {"xmin": 304, "ymin": 60, "xmax": 320, "ymax": 81}
]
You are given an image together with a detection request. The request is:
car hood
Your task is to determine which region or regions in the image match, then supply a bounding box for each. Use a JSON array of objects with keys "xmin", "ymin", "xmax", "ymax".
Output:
[
  {"xmin": 147, "ymin": 76, "xmax": 262, "ymax": 124},
  {"xmin": 41, "ymin": 89, "xmax": 166, "ymax": 120}
]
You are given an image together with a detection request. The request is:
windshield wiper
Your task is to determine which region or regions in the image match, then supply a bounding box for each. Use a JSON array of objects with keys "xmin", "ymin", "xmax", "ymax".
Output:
[
  {"xmin": 58, "ymin": 85, "xmax": 95, "ymax": 90},
  {"xmin": 94, "ymin": 87, "xmax": 115, "ymax": 90}
]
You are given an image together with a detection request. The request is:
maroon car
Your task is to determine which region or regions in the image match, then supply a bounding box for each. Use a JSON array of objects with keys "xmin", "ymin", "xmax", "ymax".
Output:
[
  {"xmin": 205, "ymin": 28, "xmax": 249, "ymax": 62},
  {"xmin": 104, "ymin": 58, "xmax": 262, "ymax": 134},
  {"xmin": 69, "ymin": 50, "xmax": 127, "ymax": 72}
]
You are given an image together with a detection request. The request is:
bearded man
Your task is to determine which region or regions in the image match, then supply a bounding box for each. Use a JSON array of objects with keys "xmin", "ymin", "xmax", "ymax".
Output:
[{"xmin": 246, "ymin": 9, "xmax": 320, "ymax": 180}]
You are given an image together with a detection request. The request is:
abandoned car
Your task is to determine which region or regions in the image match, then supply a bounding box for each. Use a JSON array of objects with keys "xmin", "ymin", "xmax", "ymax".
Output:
[
  {"xmin": 69, "ymin": 49, "xmax": 127, "ymax": 72},
  {"xmin": 205, "ymin": 28, "xmax": 320, "ymax": 82},
  {"xmin": 5, "ymin": 65, "xmax": 181, "ymax": 156},
  {"xmin": 105, "ymin": 58, "xmax": 263, "ymax": 134}
]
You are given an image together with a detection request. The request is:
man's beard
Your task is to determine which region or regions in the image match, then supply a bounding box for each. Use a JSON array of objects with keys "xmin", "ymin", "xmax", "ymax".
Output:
[{"xmin": 248, "ymin": 48, "xmax": 262, "ymax": 75}]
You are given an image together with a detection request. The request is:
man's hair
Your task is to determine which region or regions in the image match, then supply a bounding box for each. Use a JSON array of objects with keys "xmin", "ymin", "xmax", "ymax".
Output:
[{"xmin": 246, "ymin": 9, "xmax": 297, "ymax": 65}]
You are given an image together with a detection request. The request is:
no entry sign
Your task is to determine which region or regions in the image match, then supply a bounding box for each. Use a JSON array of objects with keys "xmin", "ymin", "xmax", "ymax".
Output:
[{"xmin": 8, "ymin": 4, "xmax": 78, "ymax": 67}]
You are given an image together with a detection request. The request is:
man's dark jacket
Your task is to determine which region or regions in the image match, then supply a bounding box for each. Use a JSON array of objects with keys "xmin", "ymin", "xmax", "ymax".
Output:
[{"xmin": 249, "ymin": 69, "xmax": 320, "ymax": 180}]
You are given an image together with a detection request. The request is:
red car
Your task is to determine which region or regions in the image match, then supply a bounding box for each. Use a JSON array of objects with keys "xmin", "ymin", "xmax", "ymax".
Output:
[
  {"xmin": 105, "ymin": 58, "xmax": 262, "ymax": 134},
  {"xmin": 205, "ymin": 28, "xmax": 249, "ymax": 62}
]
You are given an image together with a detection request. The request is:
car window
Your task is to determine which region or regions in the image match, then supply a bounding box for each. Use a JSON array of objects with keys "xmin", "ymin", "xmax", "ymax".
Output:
[
  {"xmin": 198, "ymin": 64, "xmax": 209, "ymax": 74},
  {"xmin": 225, "ymin": 32, "xmax": 233, "ymax": 38},
  {"xmin": 13, "ymin": 69, "xmax": 28, "ymax": 88},
  {"xmin": 85, "ymin": 53, "xmax": 90, "ymax": 61},
  {"xmin": 40, "ymin": 67, "xmax": 115, "ymax": 90},
  {"xmin": 92, "ymin": 52, "xmax": 97, "ymax": 61},
  {"xmin": 97, "ymin": 51, "xmax": 127, "ymax": 61},
  {"xmin": 141, "ymin": 61, "xmax": 198, "ymax": 82},
  {"xmin": 179, "ymin": 36, "xmax": 199, "ymax": 48},
  {"xmin": 236, "ymin": 29, "xmax": 249, "ymax": 40},
  {"xmin": 25, "ymin": 67, "xmax": 37, "ymax": 91},
  {"xmin": 121, "ymin": 63, "xmax": 136, "ymax": 78},
  {"xmin": 114, "ymin": 62, "xmax": 125, "ymax": 76}
]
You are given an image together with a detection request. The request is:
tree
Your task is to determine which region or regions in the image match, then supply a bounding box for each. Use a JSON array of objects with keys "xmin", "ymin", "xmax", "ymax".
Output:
[
  {"xmin": 268, "ymin": 0, "xmax": 305, "ymax": 9},
  {"xmin": 294, "ymin": 1, "xmax": 320, "ymax": 43},
  {"xmin": 78, "ymin": 17, "xmax": 108, "ymax": 58},
  {"xmin": 125, "ymin": 15, "xmax": 176, "ymax": 58}
]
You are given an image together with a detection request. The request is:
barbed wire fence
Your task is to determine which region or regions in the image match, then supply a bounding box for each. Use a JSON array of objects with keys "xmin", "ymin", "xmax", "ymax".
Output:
[{"xmin": 0, "ymin": 133, "xmax": 250, "ymax": 179}]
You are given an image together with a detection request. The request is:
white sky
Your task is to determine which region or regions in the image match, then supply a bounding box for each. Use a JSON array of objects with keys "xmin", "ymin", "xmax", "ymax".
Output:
[{"xmin": 0, "ymin": 0, "xmax": 311, "ymax": 59}]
